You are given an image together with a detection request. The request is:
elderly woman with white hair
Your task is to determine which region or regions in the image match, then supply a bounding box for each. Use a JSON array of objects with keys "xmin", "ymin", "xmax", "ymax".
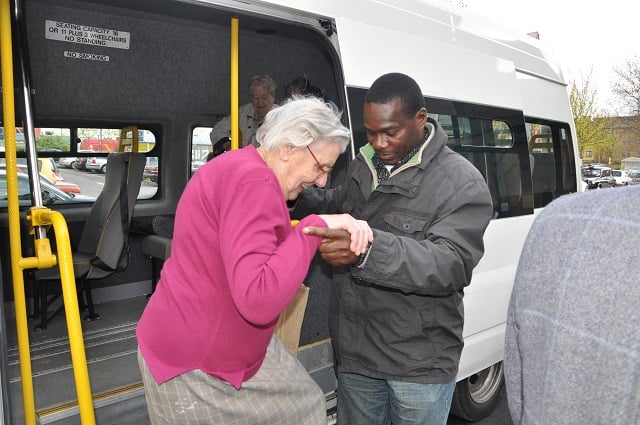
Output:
[
  {"xmin": 209, "ymin": 74, "xmax": 278, "ymax": 147},
  {"xmin": 137, "ymin": 96, "xmax": 371, "ymax": 424}
]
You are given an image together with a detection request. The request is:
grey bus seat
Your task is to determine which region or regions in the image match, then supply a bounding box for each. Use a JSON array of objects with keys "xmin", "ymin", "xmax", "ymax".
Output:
[
  {"xmin": 531, "ymin": 152, "xmax": 556, "ymax": 207},
  {"xmin": 34, "ymin": 152, "xmax": 146, "ymax": 329},
  {"xmin": 142, "ymin": 215, "xmax": 174, "ymax": 295}
]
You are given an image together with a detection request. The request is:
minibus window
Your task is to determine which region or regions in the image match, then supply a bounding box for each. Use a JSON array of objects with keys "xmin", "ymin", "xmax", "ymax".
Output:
[
  {"xmin": 140, "ymin": 156, "xmax": 159, "ymax": 198},
  {"xmin": 432, "ymin": 115, "xmax": 513, "ymax": 148},
  {"xmin": 191, "ymin": 127, "xmax": 214, "ymax": 176},
  {"xmin": 34, "ymin": 128, "xmax": 71, "ymax": 152},
  {"xmin": 559, "ymin": 128, "xmax": 578, "ymax": 192},
  {"xmin": 527, "ymin": 123, "xmax": 555, "ymax": 207},
  {"xmin": 493, "ymin": 121, "xmax": 513, "ymax": 147},
  {"xmin": 71, "ymin": 128, "xmax": 158, "ymax": 200},
  {"xmin": 0, "ymin": 126, "xmax": 159, "ymax": 206},
  {"xmin": 0, "ymin": 126, "xmax": 27, "ymax": 152},
  {"xmin": 526, "ymin": 121, "xmax": 577, "ymax": 208},
  {"xmin": 528, "ymin": 123, "xmax": 553, "ymax": 153},
  {"xmin": 77, "ymin": 128, "xmax": 156, "ymax": 154}
]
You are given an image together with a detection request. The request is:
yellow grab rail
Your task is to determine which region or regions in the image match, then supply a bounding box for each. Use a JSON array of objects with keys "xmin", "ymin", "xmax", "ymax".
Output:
[
  {"xmin": 30, "ymin": 209, "xmax": 97, "ymax": 425},
  {"xmin": 0, "ymin": 0, "xmax": 96, "ymax": 423},
  {"xmin": 230, "ymin": 17, "xmax": 240, "ymax": 150}
]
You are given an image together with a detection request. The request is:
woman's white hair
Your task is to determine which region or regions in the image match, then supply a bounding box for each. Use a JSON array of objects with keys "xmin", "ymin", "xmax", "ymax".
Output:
[{"xmin": 256, "ymin": 96, "xmax": 350, "ymax": 153}]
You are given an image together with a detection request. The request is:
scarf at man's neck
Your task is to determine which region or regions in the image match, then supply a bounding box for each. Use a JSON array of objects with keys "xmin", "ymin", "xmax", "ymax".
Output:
[{"xmin": 371, "ymin": 129, "xmax": 428, "ymax": 184}]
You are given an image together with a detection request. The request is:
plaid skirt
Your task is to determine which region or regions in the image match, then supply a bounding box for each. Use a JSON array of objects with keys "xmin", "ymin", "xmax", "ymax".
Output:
[{"xmin": 138, "ymin": 334, "xmax": 326, "ymax": 424}]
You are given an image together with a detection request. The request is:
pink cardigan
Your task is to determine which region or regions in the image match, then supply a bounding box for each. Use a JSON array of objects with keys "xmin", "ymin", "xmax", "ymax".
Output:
[{"xmin": 136, "ymin": 146, "xmax": 326, "ymax": 389}]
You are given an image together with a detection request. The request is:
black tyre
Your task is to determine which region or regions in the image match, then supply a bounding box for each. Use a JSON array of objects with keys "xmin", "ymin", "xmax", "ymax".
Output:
[
  {"xmin": 100, "ymin": 164, "xmax": 107, "ymax": 173},
  {"xmin": 450, "ymin": 362, "xmax": 505, "ymax": 422}
]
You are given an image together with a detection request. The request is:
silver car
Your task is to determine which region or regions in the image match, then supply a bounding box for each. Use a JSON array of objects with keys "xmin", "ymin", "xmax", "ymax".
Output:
[
  {"xmin": 581, "ymin": 165, "xmax": 616, "ymax": 189},
  {"xmin": 58, "ymin": 156, "xmax": 77, "ymax": 168},
  {"xmin": 85, "ymin": 156, "xmax": 108, "ymax": 173},
  {"xmin": 0, "ymin": 171, "xmax": 95, "ymax": 206}
]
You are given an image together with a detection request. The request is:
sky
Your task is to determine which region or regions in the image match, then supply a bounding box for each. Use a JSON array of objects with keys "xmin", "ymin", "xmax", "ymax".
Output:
[{"xmin": 462, "ymin": 0, "xmax": 639, "ymax": 114}]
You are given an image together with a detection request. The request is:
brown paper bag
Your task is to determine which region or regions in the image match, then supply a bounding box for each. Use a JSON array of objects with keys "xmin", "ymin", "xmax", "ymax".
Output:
[{"xmin": 274, "ymin": 284, "xmax": 310, "ymax": 357}]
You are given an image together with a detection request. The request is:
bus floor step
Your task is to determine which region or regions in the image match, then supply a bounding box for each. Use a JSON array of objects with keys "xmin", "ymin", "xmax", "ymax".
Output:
[{"xmin": 37, "ymin": 383, "xmax": 149, "ymax": 425}]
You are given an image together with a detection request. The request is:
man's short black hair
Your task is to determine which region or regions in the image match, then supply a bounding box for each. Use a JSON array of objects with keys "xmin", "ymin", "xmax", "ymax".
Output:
[
  {"xmin": 286, "ymin": 76, "xmax": 325, "ymax": 99},
  {"xmin": 364, "ymin": 73, "xmax": 426, "ymax": 118}
]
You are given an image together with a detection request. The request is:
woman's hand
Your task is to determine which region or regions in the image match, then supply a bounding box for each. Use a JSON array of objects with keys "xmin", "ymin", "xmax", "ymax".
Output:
[
  {"xmin": 302, "ymin": 228, "xmax": 357, "ymax": 266},
  {"xmin": 306, "ymin": 214, "xmax": 373, "ymax": 255}
]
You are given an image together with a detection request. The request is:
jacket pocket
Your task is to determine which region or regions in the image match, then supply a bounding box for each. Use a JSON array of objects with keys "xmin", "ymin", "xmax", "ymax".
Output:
[{"xmin": 384, "ymin": 210, "xmax": 431, "ymax": 238}]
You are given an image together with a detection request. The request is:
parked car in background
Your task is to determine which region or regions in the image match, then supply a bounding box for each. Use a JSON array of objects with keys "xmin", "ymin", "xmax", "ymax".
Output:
[
  {"xmin": 143, "ymin": 157, "xmax": 158, "ymax": 183},
  {"xmin": 0, "ymin": 171, "xmax": 94, "ymax": 207},
  {"xmin": 74, "ymin": 156, "xmax": 88, "ymax": 170},
  {"xmin": 628, "ymin": 170, "xmax": 640, "ymax": 185},
  {"xmin": 41, "ymin": 174, "xmax": 81, "ymax": 194},
  {"xmin": 85, "ymin": 156, "xmax": 108, "ymax": 173},
  {"xmin": 58, "ymin": 157, "xmax": 77, "ymax": 169},
  {"xmin": 581, "ymin": 164, "xmax": 616, "ymax": 189},
  {"xmin": 71, "ymin": 150, "xmax": 96, "ymax": 170},
  {"xmin": 0, "ymin": 159, "xmax": 80, "ymax": 194},
  {"xmin": 612, "ymin": 169, "xmax": 632, "ymax": 186},
  {"xmin": 37, "ymin": 157, "xmax": 64, "ymax": 182}
]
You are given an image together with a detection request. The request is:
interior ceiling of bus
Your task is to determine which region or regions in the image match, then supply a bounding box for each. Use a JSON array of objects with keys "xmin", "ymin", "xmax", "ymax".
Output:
[{"xmin": 23, "ymin": 0, "xmax": 339, "ymax": 123}]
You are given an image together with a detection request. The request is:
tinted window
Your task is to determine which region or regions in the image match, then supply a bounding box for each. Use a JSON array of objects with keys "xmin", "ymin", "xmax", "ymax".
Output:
[
  {"xmin": 191, "ymin": 127, "xmax": 214, "ymax": 176},
  {"xmin": 1, "ymin": 126, "xmax": 159, "ymax": 206},
  {"xmin": 347, "ymin": 87, "xmax": 576, "ymax": 218}
]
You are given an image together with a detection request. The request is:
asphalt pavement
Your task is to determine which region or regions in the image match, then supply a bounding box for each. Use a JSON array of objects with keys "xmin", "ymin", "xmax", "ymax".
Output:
[{"xmin": 59, "ymin": 166, "xmax": 157, "ymax": 199}]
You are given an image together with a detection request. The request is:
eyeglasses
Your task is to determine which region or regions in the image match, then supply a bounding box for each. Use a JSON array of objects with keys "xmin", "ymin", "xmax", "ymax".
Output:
[{"xmin": 306, "ymin": 146, "xmax": 332, "ymax": 174}]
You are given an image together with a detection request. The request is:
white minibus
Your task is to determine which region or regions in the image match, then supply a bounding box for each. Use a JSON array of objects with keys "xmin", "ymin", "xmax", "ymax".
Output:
[{"xmin": 0, "ymin": 0, "xmax": 579, "ymax": 423}]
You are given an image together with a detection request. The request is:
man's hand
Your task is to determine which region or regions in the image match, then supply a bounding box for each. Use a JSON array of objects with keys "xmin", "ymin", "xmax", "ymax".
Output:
[
  {"xmin": 313, "ymin": 214, "xmax": 373, "ymax": 255},
  {"xmin": 303, "ymin": 227, "xmax": 359, "ymax": 266}
]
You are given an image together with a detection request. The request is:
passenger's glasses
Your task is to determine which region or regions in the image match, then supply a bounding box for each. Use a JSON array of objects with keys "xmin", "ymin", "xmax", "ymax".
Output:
[{"xmin": 306, "ymin": 146, "xmax": 331, "ymax": 174}]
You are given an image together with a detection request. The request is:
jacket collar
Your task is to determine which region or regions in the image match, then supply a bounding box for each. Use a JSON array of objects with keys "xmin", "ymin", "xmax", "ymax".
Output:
[{"xmin": 357, "ymin": 117, "xmax": 447, "ymax": 193}]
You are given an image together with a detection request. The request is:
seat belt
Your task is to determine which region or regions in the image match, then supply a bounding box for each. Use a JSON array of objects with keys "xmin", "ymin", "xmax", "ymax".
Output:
[{"xmin": 91, "ymin": 155, "xmax": 131, "ymax": 272}]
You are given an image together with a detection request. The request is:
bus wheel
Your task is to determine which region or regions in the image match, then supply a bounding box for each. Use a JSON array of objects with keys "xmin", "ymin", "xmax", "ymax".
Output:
[{"xmin": 450, "ymin": 362, "xmax": 504, "ymax": 421}]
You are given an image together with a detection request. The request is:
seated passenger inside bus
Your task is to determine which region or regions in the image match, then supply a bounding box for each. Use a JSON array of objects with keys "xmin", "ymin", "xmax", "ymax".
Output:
[{"xmin": 209, "ymin": 75, "xmax": 277, "ymax": 148}]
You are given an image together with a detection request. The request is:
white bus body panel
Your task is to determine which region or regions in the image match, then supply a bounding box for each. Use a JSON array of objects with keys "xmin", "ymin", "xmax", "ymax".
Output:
[
  {"xmin": 335, "ymin": 16, "xmax": 524, "ymax": 111},
  {"xmin": 457, "ymin": 213, "xmax": 537, "ymax": 379},
  {"xmin": 250, "ymin": 0, "xmax": 576, "ymax": 381},
  {"xmin": 254, "ymin": 0, "xmax": 568, "ymax": 112}
]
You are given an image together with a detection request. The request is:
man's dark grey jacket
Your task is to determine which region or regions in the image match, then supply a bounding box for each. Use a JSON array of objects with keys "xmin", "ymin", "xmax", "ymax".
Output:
[{"xmin": 293, "ymin": 118, "xmax": 493, "ymax": 383}]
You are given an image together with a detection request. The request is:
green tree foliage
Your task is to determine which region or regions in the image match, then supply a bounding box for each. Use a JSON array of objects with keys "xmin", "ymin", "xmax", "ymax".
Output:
[
  {"xmin": 570, "ymin": 74, "xmax": 618, "ymax": 163},
  {"xmin": 35, "ymin": 135, "xmax": 69, "ymax": 152}
]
